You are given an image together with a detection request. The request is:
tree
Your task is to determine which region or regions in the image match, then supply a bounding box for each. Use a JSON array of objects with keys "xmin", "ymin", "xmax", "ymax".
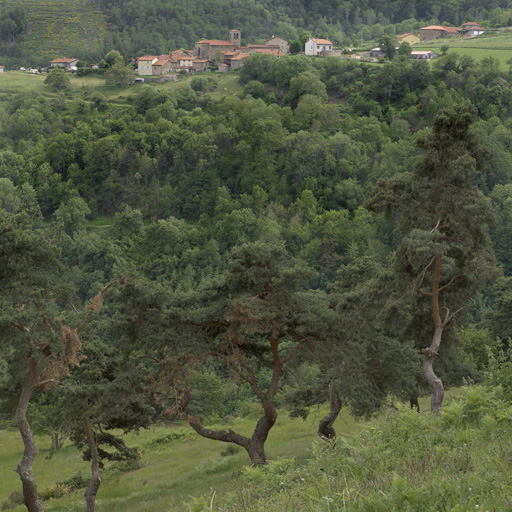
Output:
[
  {"xmin": 398, "ymin": 42, "xmax": 412, "ymax": 57},
  {"xmin": 379, "ymin": 35, "xmax": 397, "ymax": 60},
  {"xmin": 367, "ymin": 105, "xmax": 497, "ymax": 412},
  {"xmin": 44, "ymin": 67, "xmax": 71, "ymax": 90},
  {"xmin": 103, "ymin": 50, "xmax": 123, "ymax": 67},
  {"xmin": 105, "ymin": 63, "xmax": 135, "ymax": 87},
  {"xmin": 0, "ymin": 210, "xmax": 81, "ymax": 512},
  {"xmin": 174, "ymin": 242, "xmax": 338, "ymax": 464}
]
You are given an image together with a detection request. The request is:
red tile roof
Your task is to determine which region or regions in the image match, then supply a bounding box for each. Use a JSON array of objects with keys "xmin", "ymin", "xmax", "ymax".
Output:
[
  {"xmin": 230, "ymin": 53, "xmax": 250, "ymax": 61},
  {"xmin": 137, "ymin": 56, "xmax": 157, "ymax": 61},
  {"xmin": 197, "ymin": 40, "xmax": 235, "ymax": 46},
  {"xmin": 51, "ymin": 58, "xmax": 78, "ymax": 63},
  {"xmin": 313, "ymin": 39, "xmax": 332, "ymax": 44},
  {"xmin": 421, "ymin": 26, "xmax": 447, "ymax": 30}
]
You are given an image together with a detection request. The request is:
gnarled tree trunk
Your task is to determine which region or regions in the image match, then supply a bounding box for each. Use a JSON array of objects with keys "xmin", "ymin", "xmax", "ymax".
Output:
[
  {"xmin": 318, "ymin": 384, "xmax": 342, "ymax": 442},
  {"xmin": 189, "ymin": 401, "xmax": 277, "ymax": 465},
  {"xmin": 15, "ymin": 361, "xmax": 45, "ymax": 512},
  {"xmin": 83, "ymin": 418, "xmax": 101, "ymax": 512}
]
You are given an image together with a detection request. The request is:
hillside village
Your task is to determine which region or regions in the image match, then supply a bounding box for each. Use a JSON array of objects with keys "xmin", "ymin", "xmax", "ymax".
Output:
[{"xmin": 2, "ymin": 21, "xmax": 487, "ymax": 75}]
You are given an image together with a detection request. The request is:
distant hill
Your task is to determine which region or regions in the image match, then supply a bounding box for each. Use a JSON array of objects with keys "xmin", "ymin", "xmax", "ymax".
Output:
[{"xmin": 1, "ymin": 0, "xmax": 512, "ymax": 66}]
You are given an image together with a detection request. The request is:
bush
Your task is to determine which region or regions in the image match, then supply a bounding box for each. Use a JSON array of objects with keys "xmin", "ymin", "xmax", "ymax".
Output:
[
  {"xmin": 38, "ymin": 483, "xmax": 69, "ymax": 501},
  {"xmin": 1, "ymin": 491, "xmax": 23, "ymax": 511}
]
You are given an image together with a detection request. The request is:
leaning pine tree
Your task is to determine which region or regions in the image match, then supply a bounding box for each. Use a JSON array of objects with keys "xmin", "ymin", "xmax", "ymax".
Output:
[{"xmin": 366, "ymin": 105, "xmax": 497, "ymax": 413}]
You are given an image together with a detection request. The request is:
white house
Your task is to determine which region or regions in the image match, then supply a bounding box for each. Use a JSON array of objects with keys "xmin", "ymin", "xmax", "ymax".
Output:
[
  {"xmin": 305, "ymin": 38, "xmax": 333, "ymax": 56},
  {"xmin": 50, "ymin": 58, "xmax": 80, "ymax": 68}
]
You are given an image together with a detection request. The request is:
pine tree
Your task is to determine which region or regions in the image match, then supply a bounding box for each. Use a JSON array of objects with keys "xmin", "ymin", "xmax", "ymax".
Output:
[{"xmin": 367, "ymin": 105, "xmax": 497, "ymax": 412}]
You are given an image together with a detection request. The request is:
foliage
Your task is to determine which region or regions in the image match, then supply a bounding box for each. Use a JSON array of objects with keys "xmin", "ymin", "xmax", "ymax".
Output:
[
  {"xmin": 44, "ymin": 67, "xmax": 71, "ymax": 90},
  {"xmin": 203, "ymin": 386, "xmax": 512, "ymax": 511}
]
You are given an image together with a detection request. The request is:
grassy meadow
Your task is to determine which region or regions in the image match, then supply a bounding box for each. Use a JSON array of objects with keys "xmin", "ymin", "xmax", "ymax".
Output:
[
  {"xmin": 0, "ymin": 405, "xmax": 362, "ymax": 512},
  {"xmin": 415, "ymin": 30, "xmax": 512, "ymax": 67},
  {"xmin": 0, "ymin": 71, "xmax": 244, "ymax": 103}
]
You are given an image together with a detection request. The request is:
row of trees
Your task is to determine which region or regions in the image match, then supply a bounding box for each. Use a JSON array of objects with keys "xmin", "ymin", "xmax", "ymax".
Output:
[{"xmin": 1, "ymin": 105, "xmax": 501, "ymax": 512}]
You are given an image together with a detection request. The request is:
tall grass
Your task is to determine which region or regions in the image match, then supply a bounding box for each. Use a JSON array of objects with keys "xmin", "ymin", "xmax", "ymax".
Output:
[{"xmin": 210, "ymin": 385, "xmax": 512, "ymax": 511}]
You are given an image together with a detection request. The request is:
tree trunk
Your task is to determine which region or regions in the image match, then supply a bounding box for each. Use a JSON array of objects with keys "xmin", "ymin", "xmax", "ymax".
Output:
[
  {"xmin": 245, "ymin": 402, "xmax": 276, "ymax": 465},
  {"xmin": 423, "ymin": 326, "xmax": 444, "ymax": 414},
  {"xmin": 318, "ymin": 384, "xmax": 342, "ymax": 442},
  {"xmin": 83, "ymin": 418, "xmax": 101, "ymax": 512},
  {"xmin": 409, "ymin": 397, "xmax": 420, "ymax": 413},
  {"xmin": 15, "ymin": 362, "xmax": 45, "ymax": 512},
  {"xmin": 188, "ymin": 401, "xmax": 276, "ymax": 465}
]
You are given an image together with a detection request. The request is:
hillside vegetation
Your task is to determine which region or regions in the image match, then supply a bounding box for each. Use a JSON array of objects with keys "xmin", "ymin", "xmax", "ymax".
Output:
[
  {"xmin": 2, "ymin": 0, "xmax": 512, "ymax": 66},
  {"xmin": 0, "ymin": 0, "xmax": 106, "ymax": 67},
  {"xmin": 1, "ymin": 29, "xmax": 512, "ymax": 512}
]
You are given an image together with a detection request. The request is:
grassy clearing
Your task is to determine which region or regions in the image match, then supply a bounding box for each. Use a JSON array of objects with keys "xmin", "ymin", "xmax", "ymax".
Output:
[
  {"xmin": 0, "ymin": 406, "xmax": 361, "ymax": 512},
  {"xmin": 0, "ymin": 393, "xmax": 444, "ymax": 512},
  {"xmin": 415, "ymin": 31, "xmax": 512, "ymax": 67},
  {"xmin": 0, "ymin": 71, "xmax": 246, "ymax": 105}
]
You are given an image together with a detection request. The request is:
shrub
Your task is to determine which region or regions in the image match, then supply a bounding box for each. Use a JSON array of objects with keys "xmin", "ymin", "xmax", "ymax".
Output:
[{"xmin": 38, "ymin": 483, "xmax": 69, "ymax": 501}]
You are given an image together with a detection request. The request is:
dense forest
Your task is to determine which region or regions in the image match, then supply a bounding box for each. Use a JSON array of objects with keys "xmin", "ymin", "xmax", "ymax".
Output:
[
  {"xmin": 1, "ymin": 44, "xmax": 512, "ymax": 511},
  {"xmin": 3, "ymin": 0, "xmax": 512, "ymax": 66}
]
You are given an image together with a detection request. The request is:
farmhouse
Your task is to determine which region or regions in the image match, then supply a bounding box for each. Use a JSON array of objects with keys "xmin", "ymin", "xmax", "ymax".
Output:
[
  {"xmin": 411, "ymin": 50, "xmax": 439, "ymax": 59},
  {"xmin": 419, "ymin": 26, "xmax": 460, "ymax": 41},
  {"xmin": 305, "ymin": 38, "xmax": 333, "ymax": 56},
  {"xmin": 458, "ymin": 22, "xmax": 485, "ymax": 37},
  {"xmin": 50, "ymin": 58, "xmax": 80, "ymax": 68},
  {"xmin": 397, "ymin": 33, "xmax": 420, "ymax": 45},
  {"xmin": 0, "ymin": 66, "xmax": 4, "ymax": 73}
]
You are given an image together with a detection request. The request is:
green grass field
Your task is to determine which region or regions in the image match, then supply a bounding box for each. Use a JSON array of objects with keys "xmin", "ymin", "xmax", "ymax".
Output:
[
  {"xmin": 415, "ymin": 30, "xmax": 512, "ymax": 67},
  {"xmin": 0, "ymin": 406, "xmax": 362, "ymax": 512},
  {"xmin": 0, "ymin": 71, "xmax": 245, "ymax": 103}
]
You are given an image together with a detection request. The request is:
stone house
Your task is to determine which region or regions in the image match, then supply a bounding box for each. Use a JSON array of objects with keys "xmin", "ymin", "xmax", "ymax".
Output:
[
  {"xmin": 195, "ymin": 29, "xmax": 241, "ymax": 62},
  {"xmin": 420, "ymin": 26, "xmax": 459, "ymax": 41},
  {"xmin": 305, "ymin": 38, "xmax": 333, "ymax": 56},
  {"xmin": 458, "ymin": 22, "xmax": 485, "ymax": 37},
  {"xmin": 152, "ymin": 58, "xmax": 174, "ymax": 75},
  {"xmin": 192, "ymin": 59, "xmax": 210, "ymax": 72},
  {"xmin": 265, "ymin": 36, "xmax": 289, "ymax": 53},
  {"xmin": 230, "ymin": 53, "xmax": 250, "ymax": 69}
]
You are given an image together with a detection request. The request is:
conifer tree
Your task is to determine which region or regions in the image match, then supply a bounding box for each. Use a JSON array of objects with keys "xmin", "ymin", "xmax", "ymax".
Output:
[{"xmin": 367, "ymin": 105, "xmax": 497, "ymax": 412}]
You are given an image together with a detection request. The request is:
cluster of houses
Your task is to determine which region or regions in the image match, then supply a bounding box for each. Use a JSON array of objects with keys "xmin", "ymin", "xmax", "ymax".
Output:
[
  {"xmin": 2, "ymin": 22, "xmax": 487, "ymax": 76},
  {"xmin": 135, "ymin": 30, "xmax": 293, "ymax": 77},
  {"xmin": 369, "ymin": 21, "xmax": 486, "ymax": 61},
  {"xmin": 134, "ymin": 31, "xmax": 354, "ymax": 76}
]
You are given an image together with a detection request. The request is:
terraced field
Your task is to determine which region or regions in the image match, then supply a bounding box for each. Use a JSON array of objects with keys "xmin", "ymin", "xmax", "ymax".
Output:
[{"xmin": 5, "ymin": 0, "xmax": 107, "ymax": 63}]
